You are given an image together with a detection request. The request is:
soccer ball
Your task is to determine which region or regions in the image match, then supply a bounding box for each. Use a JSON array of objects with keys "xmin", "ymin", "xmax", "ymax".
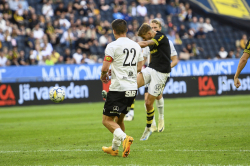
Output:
[{"xmin": 49, "ymin": 87, "xmax": 65, "ymax": 103}]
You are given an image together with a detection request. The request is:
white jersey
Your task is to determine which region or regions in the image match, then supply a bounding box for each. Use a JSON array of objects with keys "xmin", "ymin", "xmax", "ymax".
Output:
[
  {"xmin": 105, "ymin": 37, "xmax": 144, "ymax": 91},
  {"xmin": 143, "ymin": 40, "xmax": 177, "ymax": 65}
]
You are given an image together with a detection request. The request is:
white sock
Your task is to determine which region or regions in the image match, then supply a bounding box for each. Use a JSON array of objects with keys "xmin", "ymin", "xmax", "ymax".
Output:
[
  {"xmin": 113, "ymin": 128, "xmax": 126, "ymax": 142},
  {"xmin": 112, "ymin": 135, "xmax": 121, "ymax": 151},
  {"xmin": 129, "ymin": 109, "xmax": 134, "ymax": 116},
  {"xmin": 156, "ymin": 97, "xmax": 164, "ymax": 119}
]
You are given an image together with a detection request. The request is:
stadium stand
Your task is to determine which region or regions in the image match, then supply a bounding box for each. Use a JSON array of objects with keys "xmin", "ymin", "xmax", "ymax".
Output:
[{"xmin": 0, "ymin": 0, "xmax": 249, "ymax": 67}]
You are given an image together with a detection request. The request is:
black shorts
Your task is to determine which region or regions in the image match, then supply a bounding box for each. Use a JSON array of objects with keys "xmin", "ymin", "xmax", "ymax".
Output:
[
  {"xmin": 103, "ymin": 90, "xmax": 137, "ymax": 117},
  {"xmin": 145, "ymin": 87, "xmax": 148, "ymax": 93}
]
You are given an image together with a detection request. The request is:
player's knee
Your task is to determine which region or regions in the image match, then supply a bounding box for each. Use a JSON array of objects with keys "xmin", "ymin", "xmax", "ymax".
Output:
[
  {"xmin": 156, "ymin": 94, "xmax": 163, "ymax": 100},
  {"xmin": 145, "ymin": 100, "xmax": 153, "ymax": 110}
]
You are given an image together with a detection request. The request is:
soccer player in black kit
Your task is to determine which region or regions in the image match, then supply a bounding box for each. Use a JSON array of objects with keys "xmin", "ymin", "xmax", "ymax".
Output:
[{"xmin": 136, "ymin": 23, "xmax": 171, "ymax": 140}]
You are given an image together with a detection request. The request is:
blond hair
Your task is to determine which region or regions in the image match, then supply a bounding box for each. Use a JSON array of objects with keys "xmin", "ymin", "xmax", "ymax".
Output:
[
  {"xmin": 150, "ymin": 19, "xmax": 162, "ymax": 28},
  {"xmin": 138, "ymin": 23, "xmax": 152, "ymax": 36}
]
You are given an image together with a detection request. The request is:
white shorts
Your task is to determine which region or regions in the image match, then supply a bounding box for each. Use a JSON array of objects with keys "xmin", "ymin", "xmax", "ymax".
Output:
[{"xmin": 141, "ymin": 67, "xmax": 170, "ymax": 97}]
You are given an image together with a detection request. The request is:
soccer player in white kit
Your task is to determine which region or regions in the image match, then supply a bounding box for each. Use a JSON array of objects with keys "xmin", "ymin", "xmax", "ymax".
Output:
[{"xmin": 100, "ymin": 19, "xmax": 144, "ymax": 157}]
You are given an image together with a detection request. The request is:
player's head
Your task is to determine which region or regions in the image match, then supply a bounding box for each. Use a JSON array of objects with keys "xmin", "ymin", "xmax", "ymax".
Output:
[
  {"xmin": 150, "ymin": 19, "xmax": 162, "ymax": 32},
  {"xmin": 111, "ymin": 19, "xmax": 127, "ymax": 39},
  {"xmin": 138, "ymin": 23, "xmax": 155, "ymax": 41}
]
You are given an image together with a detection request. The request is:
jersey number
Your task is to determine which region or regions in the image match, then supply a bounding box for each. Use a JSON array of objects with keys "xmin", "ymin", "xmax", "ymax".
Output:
[
  {"xmin": 125, "ymin": 90, "xmax": 136, "ymax": 97},
  {"xmin": 123, "ymin": 48, "xmax": 136, "ymax": 66}
]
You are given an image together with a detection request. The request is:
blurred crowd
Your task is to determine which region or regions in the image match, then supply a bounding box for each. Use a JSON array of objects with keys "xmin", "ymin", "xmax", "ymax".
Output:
[{"xmin": 0, "ymin": 0, "xmax": 246, "ymax": 67}]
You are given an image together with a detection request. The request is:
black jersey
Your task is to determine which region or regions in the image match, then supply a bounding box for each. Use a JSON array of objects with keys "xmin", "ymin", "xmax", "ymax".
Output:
[
  {"xmin": 148, "ymin": 31, "xmax": 171, "ymax": 73},
  {"xmin": 244, "ymin": 38, "xmax": 250, "ymax": 55}
]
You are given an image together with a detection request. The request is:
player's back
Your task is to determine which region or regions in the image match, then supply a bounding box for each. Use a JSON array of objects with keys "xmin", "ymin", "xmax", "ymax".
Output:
[{"xmin": 105, "ymin": 37, "xmax": 143, "ymax": 91}]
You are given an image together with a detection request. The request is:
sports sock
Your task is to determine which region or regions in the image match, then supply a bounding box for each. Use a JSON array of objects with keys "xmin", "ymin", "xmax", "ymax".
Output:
[
  {"xmin": 152, "ymin": 115, "xmax": 156, "ymax": 126},
  {"xmin": 146, "ymin": 108, "xmax": 155, "ymax": 128},
  {"xmin": 129, "ymin": 100, "xmax": 135, "ymax": 116},
  {"xmin": 113, "ymin": 128, "xmax": 126, "ymax": 142},
  {"xmin": 112, "ymin": 135, "xmax": 121, "ymax": 151},
  {"xmin": 156, "ymin": 97, "xmax": 164, "ymax": 119}
]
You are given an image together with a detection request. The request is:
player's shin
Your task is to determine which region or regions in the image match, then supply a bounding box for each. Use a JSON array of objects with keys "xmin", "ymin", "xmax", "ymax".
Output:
[
  {"xmin": 113, "ymin": 128, "xmax": 126, "ymax": 142},
  {"xmin": 156, "ymin": 97, "xmax": 164, "ymax": 119},
  {"xmin": 146, "ymin": 108, "xmax": 155, "ymax": 128},
  {"xmin": 112, "ymin": 135, "xmax": 121, "ymax": 151}
]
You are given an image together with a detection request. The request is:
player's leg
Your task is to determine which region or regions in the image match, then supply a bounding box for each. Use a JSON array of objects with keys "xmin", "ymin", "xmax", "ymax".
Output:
[
  {"xmin": 140, "ymin": 93, "xmax": 156, "ymax": 140},
  {"xmin": 137, "ymin": 72, "xmax": 145, "ymax": 88},
  {"xmin": 102, "ymin": 92, "xmax": 127, "ymax": 156},
  {"xmin": 156, "ymin": 93, "xmax": 164, "ymax": 132},
  {"xmin": 144, "ymin": 89, "xmax": 157, "ymax": 132},
  {"xmin": 124, "ymin": 99, "xmax": 135, "ymax": 121}
]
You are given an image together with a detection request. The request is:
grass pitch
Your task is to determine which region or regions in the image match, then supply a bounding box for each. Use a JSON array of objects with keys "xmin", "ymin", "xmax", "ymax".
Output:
[{"xmin": 1, "ymin": 95, "xmax": 250, "ymax": 165}]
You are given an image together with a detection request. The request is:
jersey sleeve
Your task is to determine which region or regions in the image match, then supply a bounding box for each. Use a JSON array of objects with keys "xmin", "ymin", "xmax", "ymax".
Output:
[
  {"xmin": 105, "ymin": 44, "xmax": 115, "ymax": 59},
  {"xmin": 152, "ymin": 33, "xmax": 165, "ymax": 46},
  {"xmin": 138, "ymin": 50, "xmax": 144, "ymax": 62},
  {"xmin": 244, "ymin": 38, "xmax": 250, "ymax": 55},
  {"xmin": 142, "ymin": 47, "xmax": 150, "ymax": 58},
  {"xmin": 169, "ymin": 40, "xmax": 177, "ymax": 57}
]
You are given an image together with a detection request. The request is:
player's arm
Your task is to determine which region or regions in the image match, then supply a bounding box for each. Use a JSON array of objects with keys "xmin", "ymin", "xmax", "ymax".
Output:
[
  {"xmin": 142, "ymin": 57, "xmax": 147, "ymax": 65},
  {"xmin": 234, "ymin": 52, "xmax": 250, "ymax": 88},
  {"xmin": 137, "ymin": 60, "xmax": 143, "ymax": 73},
  {"xmin": 171, "ymin": 55, "xmax": 178, "ymax": 68},
  {"xmin": 100, "ymin": 55, "xmax": 112, "ymax": 84},
  {"xmin": 137, "ymin": 40, "xmax": 156, "ymax": 48}
]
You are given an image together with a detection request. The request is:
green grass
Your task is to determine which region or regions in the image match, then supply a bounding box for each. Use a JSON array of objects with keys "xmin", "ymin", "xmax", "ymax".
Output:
[{"xmin": 1, "ymin": 95, "xmax": 250, "ymax": 165}]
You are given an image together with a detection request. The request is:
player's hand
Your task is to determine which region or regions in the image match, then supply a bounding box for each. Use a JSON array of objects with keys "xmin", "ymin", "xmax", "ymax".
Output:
[
  {"xmin": 100, "ymin": 73, "xmax": 109, "ymax": 84},
  {"xmin": 234, "ymin": 77, "xmax": 241, "ymax": 88},
  {"xmin": 108, "ymin": 69, "xmax": 112, "ymax": 76}
]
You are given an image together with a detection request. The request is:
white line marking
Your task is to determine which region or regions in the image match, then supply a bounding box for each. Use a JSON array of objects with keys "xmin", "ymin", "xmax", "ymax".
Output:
[{"xmin": 0, "ymin": 149, "xmax": 250, "ymax": 153}]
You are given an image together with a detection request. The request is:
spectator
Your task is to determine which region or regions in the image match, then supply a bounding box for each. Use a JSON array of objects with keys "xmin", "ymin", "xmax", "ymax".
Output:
[
  {"xmin": 99, "ymin": 0, "xmax": 110, "ymax": 11},
  {"xmin": 185, "ymin": 9, "xmax": 193, "ymax": 21},
  {"xmin": 41, "ymin": 38, "xmax": 53, "ymax": 56},
  {"xmin": 3, "ymin": 3, "xmax": 12, "ymax": 20},
  {"xmin": 0, "ymin": 28, "xmax": 4, "ymax": 42},
  {"xmin": 99, "ymin": 32, "xmax": 108, "ymax": 48},
  {"xmin": 0, "ymin": 14, "xmax": 6, "ymax": 32},
  {"xmin": 240, "ymin": 34, "xmax": 248, "ymax": 49},
  {"xmin": 0, "ymin": 51, "xmax": 8, "ymax": 67},
  {"xmin": 56, "ymin": 56, "xmax": 64, "ymax": 64},
  {"xmin": 166, "ymin": 1, "xmax": 176, "ymax": 15},
  {"xmin": 76, "ymin": 33, "xmax": 90, "ymax": 54},
  {"xmin": 179, "ymin": 43, "xmax": 192, "ymax": 60},
  {"xmin": 174, "ymin": 33, "xmax": 182, "ymax": 45},
  {"xmin": 112, "ymin": 7, "xmax": 123, "ymax": 20},
  {"xmin": 33, "ymin": 24, "xmax": 44, "ymax": 39},
  {"xmin": 42, "ymin": 0, "xmax": 54, "ymax": 17},
  {"xmin": 17, "ymin": 3, "xmax": 24, "ymax": 16},
  {"xmin": 50, "ymin": 50, "xmax": 60, "ymax": 63},
  {"xmin": 29, "ymin": 50, "xmax": 37, "ymax": 65},
  {"xmin": 167, "ymin": 30, "xmax": 175, "ymax": 44},
  {"xmin": 17, "ymin": 50, "xmax": 27, "ymax": 65},
  {"xmin": 218, "ymin": 47, "xmax": 228, "ymax": 59},
  {"xmin": 45, "ymin": 55, "xmax": 54, "ymax": 65},
  {"xmin": 191, "ymin": 42, "xmax": 203, "ymax": 58},
  {"xmin": 59, "ymin": 13, "xmax": 71, "ymax": 30},
  {"xmin": 227, "ymin": 50, "xmax": 235, "ymax": 59},
  {"xmin": 8, "ymin": 0, "xmax": 19, "ymax": 11},
  {"xmin": 122, "ymin": 8, "xmax": 132, "ymax": 22},
  {"xmin": 195, "ymin": 27, "xmax": 206, "ymax": 39},
  {"xmin": 20, "ymin": 0, "xmax": 29, "ymax": 11},
  {"xmin": 73, "ymin": 48, "xmax": 83, "ymax": 64},
  {"xmin": 64, "ymin": 48, "xmax": 73, "ymax": 64},
  {"xmin": 166, "ymin": 15, "xmax": 173, "ymax": 29},
  {"xmin": 54, "ymin": 2, "xmax": 67, "ymax": 16},
  {"xmin": 137, "ymin": 3, "xmax": 147, "ymax": 16},
  {"xmin": 60, "ymin": 28, "xmax": 76, "ymax": 47},
  {"xmin": 189, "ymin": 16, "xmax": 199, "ymax": 37},
  {"xmin": 235, "ymin": 47, "xmax": 243, "ymax": 57},
  {"xmin": 197, "ymin": 17, "xmax": 205, "ymax": 30},
  {"xmin": 155, "ymin": 13, "xmax": 165, "ymax": 26},
  {"xmin": 29, "ymin": 14, "xmax": 39, "ymax": 29},
  {"xmin": 128, "ymin": 2, "xmax": 137, "ymax": 17},
  {"xmin": 203, "ymin": 18, "xmax": 214, "ymax": 33},
  {"xmin": 178, "ymin": 8, "xmax": 187, "ymax": 22},
  {"xmin": 178, "ymin": 24, "xmax": 188, "ymax": 38}
]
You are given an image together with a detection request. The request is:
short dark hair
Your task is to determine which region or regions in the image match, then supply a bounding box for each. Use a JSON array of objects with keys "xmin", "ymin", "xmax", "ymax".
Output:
[
  {"xmin": 111, "ymin": 19, "xmax": 127, "ymax": 35},
  {"xmin": 138, "ymin": 23, "xmax": 152, "ymax": 36}
]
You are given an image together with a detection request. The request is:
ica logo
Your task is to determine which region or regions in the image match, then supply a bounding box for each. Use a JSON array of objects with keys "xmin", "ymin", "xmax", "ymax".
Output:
[
  {"xmin": 0, "ymin": 84, "xmax": 16, "ymax": 106},
  {"xmin": 198, "ymin": 76, "xmax": 216, "ymax": 96}
]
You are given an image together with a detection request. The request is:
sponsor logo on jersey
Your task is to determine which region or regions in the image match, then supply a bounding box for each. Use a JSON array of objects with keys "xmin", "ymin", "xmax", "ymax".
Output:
[
  {"xmin": 158, "ymin": 35, "xmax": 164, "ymax": 41},
  {"xmin": 0, "ymin": 84, "xmax": 16, "ymax": 106},
  {"xmin": 198, "ymin": 76, "xmax": 216, "ymax": 96},
  {"xmin": 150, "ymin": 49, "xmax": 158, "ymax": 54},
  {"xmin": 217, "ymin": 76, "xmax": 250, "ymax": 94},
  {"xmin": 154, "ymin": 84, "xmax": 162, "ymax": 91},
  {"xmin": 128, "ymin": 71, "xmax": 133, "ymax": 76}
]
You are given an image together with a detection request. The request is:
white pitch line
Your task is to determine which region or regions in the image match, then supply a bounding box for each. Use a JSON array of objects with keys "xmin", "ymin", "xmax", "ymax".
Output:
[{"xmin": 0, "ymin": 149, "xmax": 250, "ymax": 153}]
